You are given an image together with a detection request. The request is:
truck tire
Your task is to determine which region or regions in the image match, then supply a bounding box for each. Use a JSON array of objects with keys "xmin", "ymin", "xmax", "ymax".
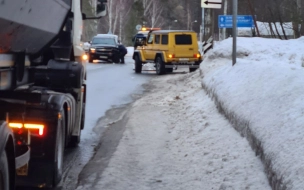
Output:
[
  {"xmin": 69, "ymin": 131, "xmax": 81, "ymax": 147},
  {"xmin": 155, "ymin": 56, "xmax": 165, "ymax": 75},
  {"xmin": 69, "ymin": 108, "xmax": 82, "ymax": 147},
  {"xmin": 0, "ymin": 151, "xmax": 10, "ymax": 190},
  {"xmin": 134, "ymin": 55, "xmax": 142, "ymax": 73},
  {"xmin": 53, "ymin": 111, "xmax": 65, "ymax": 186}
]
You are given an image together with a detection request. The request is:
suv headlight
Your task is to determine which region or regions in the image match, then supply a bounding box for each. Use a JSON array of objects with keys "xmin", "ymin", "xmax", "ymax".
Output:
[{"xmin": 90, "ymin": 48, "xmax": 96, "ymax": 53}]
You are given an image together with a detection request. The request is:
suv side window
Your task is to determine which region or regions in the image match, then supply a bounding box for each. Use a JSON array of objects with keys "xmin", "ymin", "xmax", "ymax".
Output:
[
  {"xmin": 175, "ymin": 34, "xmax": 192, "ymax": 45},
  {"xmin": 155, "ymin": 35, "xmax": 160, "ymax": 44},
  {"xmin": 161, "ymin": 35, "xmax": 168, "ymax": 45},
  {"xmin": 148, "ymin": 34, "xmax": 154, "ymax": 44}
]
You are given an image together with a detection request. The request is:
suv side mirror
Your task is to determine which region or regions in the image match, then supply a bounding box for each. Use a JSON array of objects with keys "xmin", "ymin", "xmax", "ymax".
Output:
[{"xmin": 96, "ymin": 0, "xmax": 107, "ymax": 17}]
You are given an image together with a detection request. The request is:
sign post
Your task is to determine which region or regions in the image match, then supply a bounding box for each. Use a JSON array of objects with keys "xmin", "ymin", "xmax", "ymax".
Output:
[{"xmin": 201, "ymin": 0, "xmax": 222, "ymax": 53}]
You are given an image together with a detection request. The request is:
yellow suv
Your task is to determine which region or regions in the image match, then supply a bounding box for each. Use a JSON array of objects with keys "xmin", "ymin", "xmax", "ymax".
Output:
[{"xmin": 132, "ymin": 30, "xmax": 202, "ymax": 75}]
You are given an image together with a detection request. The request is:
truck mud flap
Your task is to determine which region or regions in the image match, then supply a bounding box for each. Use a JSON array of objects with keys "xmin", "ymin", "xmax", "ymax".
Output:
[{"xmin": 15, "ymin": 146, "xmax": 30, "ymax": 169}]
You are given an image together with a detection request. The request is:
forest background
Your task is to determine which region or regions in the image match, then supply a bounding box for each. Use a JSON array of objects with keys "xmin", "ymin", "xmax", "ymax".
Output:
[{"xmin": 82, "ymin": 0, "xmax": 304, "ymax": 46}]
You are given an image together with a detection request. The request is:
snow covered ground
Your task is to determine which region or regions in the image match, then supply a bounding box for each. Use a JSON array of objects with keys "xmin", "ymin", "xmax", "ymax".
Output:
[{"xmin": 77, "ymin": 37, "xmax": 304, "ymax": 190}]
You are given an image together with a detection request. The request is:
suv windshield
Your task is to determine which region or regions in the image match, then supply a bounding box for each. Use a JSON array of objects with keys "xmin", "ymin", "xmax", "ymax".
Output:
[{"xmin": 92, "ymin": 37, "xmax": 116, "ymax": 45}]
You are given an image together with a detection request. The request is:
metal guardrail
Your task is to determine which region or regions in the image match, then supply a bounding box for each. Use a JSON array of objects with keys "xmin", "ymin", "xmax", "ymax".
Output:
[{"xmin": 202, "ymin": 36, "xmax": 213, "ymax": 55}]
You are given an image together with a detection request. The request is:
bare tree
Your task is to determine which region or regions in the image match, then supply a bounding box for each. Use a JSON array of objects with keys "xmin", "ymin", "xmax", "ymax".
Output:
[
  {"xmin": 148, "ymin": 0, "xmax": 165, "ymax": 27},
  {"xmin": 117, "ymin": 0, "xmax": 133, "ymax": 41},
  {"xmin": 143, "ymin": 0, "xmax": 153, "ymax": 20},
  {"xmin": 106, "ymin": 0, "xmax": 117, "ymax": 34}
]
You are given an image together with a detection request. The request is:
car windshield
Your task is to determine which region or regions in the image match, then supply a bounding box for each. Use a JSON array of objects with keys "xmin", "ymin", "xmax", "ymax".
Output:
[{"xmin": 92, "ymin": 37, "xmax": 116, "ymax": 45}]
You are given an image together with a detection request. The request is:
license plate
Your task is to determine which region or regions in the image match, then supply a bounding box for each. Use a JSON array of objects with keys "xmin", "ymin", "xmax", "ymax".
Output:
[
  {"xmin": 179, "ymin": 58, "xmax": 189, "ymax": 61},
  {"xmin": 100, "ymin": 56, "xmax": 107, "ymax": 59}
]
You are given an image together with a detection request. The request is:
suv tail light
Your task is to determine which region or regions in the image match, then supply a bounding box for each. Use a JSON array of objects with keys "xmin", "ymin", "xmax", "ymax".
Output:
[
  {"xmin": 193, "ymin": 53, "xmax": 201, "ymax": 58},
  {"xmin": 168, "ymin": 54, "xmax": 175, "ymax": 58}
]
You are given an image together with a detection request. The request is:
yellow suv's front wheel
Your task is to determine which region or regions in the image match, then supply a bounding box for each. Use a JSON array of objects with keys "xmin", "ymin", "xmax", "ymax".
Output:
[{"xmin": 134, "ymin": 55, "xmax": 142, "ymax": 73}]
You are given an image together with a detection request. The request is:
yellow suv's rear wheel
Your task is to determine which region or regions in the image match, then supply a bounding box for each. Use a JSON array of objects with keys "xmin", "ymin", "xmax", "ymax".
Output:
[{"xmin": 155, "ymin": 57, "xmax": 166, "ymax": 75}]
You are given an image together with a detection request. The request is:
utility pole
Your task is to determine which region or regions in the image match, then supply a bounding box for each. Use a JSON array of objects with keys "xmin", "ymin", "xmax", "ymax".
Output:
[
  {"xmin": 222, "ymin": 0, "xmax": 227, "ymax": 40},
  {"xmin": 232, "ymin": 0, "xmax": 237, "ymax": 66},
  {"xmin": 201, "ymin": 8, "xmax": 205, "ymax": 42}
]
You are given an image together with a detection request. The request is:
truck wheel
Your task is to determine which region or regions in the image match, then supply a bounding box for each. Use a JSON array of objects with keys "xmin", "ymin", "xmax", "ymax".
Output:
[
  {"xmin": 155, "ymin": 57, "xmax": 165, "ymax": 75},
  {"xmin": 69, "ymin": 132, "xmax": 81, "ymax": 147},
  {"xmin": 53, "ymin": 112, "xmax": 65, "ymax": 186},
  {"xmin": 69, "ymin": 107, "xmax": 82, "ymax": 147},
  {"xmin": 0, "ymin": 151, "xmax": 9, "ymax": 190},
  {"xmin": 134, "ymin": 56, "xmax": 142, "ymax": 73}
]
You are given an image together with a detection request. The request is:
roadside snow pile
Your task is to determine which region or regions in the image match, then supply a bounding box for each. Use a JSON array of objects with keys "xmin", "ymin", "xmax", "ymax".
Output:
[{"xmin": 200, "ymin": 37, "xmax": 304, "ymax": 189}]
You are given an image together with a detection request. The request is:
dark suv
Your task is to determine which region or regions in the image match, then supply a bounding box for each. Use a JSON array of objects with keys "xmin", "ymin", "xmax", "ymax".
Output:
[{"xmin": 89, "ymin": 34, "xmax": 120, "ymax": 63}]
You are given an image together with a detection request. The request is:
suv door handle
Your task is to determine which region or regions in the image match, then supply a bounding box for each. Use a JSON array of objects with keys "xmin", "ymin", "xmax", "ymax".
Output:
[{"xmin": 189, "ymin": 48, "xmax": 193, "ymax": 50}]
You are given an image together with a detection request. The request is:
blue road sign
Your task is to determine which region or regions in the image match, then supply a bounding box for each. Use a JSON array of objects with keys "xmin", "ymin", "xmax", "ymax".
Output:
[{"xmin": 218, "ymin": 15, "xmax": 254, "ymax": 28}]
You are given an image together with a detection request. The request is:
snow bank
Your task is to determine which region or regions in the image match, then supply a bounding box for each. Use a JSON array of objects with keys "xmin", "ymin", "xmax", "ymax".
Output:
[{"xmin": 200, "ymin": 37, "xmax": 304, "ymax": 189}]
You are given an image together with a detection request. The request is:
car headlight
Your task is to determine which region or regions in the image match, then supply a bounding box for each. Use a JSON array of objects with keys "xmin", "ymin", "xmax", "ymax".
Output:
[{"xmin": 90, "ymin": 48, "xmax": 96, "ymax": 53}]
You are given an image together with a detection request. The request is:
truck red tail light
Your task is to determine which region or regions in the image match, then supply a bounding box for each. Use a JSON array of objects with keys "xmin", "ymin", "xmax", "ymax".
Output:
[
  {"xmin": 9, "ymin": 123, "xmax": 45, "ymax": 136},
  {"xmin": 9, "ymin": 123, "xmax": 23, "ymax": 128},
  {"xmin": 24, "ymin": 124, "xmax": 44, "ymax": 136}
]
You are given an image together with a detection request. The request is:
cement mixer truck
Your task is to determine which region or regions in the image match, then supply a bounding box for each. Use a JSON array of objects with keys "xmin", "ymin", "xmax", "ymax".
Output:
[{"xmin": 0, "ymin": 0, "xmax": 107, "ymax": 188}]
